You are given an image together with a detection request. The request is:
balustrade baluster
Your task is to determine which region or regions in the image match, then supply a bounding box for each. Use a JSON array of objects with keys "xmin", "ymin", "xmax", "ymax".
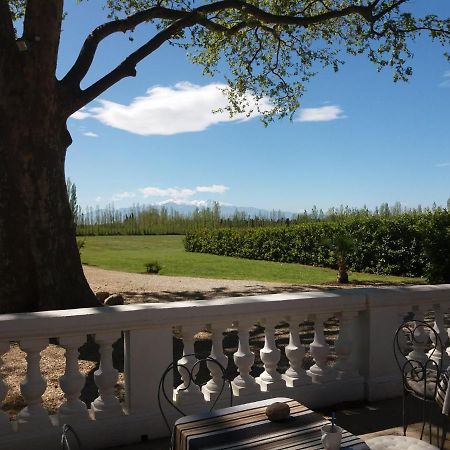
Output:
[
  {"xmin": 429, "ymin": 306, "xmax": 449, "ymax": 368},
  {"xmin": 232, "ymin": 321, "xmax": 259, "ymax": 396},
  {"xmin": 17, "ymin": 339, "xmax": 51, "ymax": 430},
  {"xmin": 335, "ymin": 312, "xmax": 358, "ymax": 379},
  {"xmin": 175, "ymin": 326, "xmax": 204, "ymax": 405},
  {"xmin": 396, "ymin": 312, "xmax": 409, "ymax": 355},
  {"xmin": 0, "ymin": 342, "xmax": 12, "ymax": 433},
  {"xmin": 92, "ymin": 331, "xmax": 124, "ymax": 419},
  {"xmin": 282, "ymin": 317, "xmax": 310, "ymax": 387},
  {"xmin": 58, "ymin": 335, "xmax": 90, "ymax": 424},
  {"xmin": 307, "ymin": 315, "xmax": 336, "ymax": 383},
  {"xmin": 408, "ymin": 308, "xmax": 429, "ymax": 365},
  {"xmin": 256, "ymin": 319, "xmax": 284, "ymax": 391},
  {"xmin": 202, "ymin": 323, "xmax": 229, "ymax": 402}
]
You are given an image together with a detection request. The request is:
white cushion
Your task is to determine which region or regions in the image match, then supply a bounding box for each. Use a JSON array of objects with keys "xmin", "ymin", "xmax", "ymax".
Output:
[{"xmin": 365, "ymin": 435, "xmax": 439, "ymax": 450}]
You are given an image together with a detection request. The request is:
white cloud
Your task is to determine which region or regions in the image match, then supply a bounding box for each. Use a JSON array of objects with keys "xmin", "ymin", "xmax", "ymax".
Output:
[
  {"xmin": 77, "ymin": 82, "xmax": 270, "ymax": 135},
  {"xmin": 112, "ymin": 191, "xmax": 136, "ymax": 201},
  {"xmin": 95, "ymin": 196, "xmax": 102, "ymax": 202},
  {"xmin": 71, "ymin": 109, "xmax": 91, "ymax": 120},
  {"xmin": 139, "ymin": 184, "xmax": 229, "ymax": 200},
  {"xmin": 139, "ymin": 187, "xmax": 195, "ymax": 199},
  {"xmin": 440, "ymin": 71, "xmax": 450, "ymax": 88},
  {"xmin": 83, "ymin": 131, "xmax": 98, "ymax": 138},
  {"xmin": 435, "ymin": 162, "xmax": 450, "ymax": 168},
  {"xmin": 296, "ymin": 105, "xmax": 346, "ymax": 122},
  {"xmin": 196, "ymin": 184, "xmax": 229, "ymax": 194}
]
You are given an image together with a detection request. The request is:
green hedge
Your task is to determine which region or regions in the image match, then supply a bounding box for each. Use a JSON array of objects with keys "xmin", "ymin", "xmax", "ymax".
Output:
[{"xmin": 184, "ymin": 211, "xmax": 450, "ymax": 282}]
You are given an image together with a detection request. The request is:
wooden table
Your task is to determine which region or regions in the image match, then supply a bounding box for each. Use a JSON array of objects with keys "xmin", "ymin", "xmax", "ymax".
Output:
[{"xmin": 173, "ymin": 397, "xmax": 370, "ymax": 450}]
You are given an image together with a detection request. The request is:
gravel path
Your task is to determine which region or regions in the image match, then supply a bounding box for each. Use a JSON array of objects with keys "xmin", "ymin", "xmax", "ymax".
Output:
[{"xmin": 83, "ymin": 265, "xmax": 333, "ymax": 303}]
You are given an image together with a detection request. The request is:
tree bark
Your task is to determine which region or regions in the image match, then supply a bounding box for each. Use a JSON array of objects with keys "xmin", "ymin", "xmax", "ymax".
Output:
[
  {"xmin": 0, "ymin": 116, "xmax": 100, "ymax": 313},
  {"xmin": 0, "ymin": 42, "xmax": 100, "ymax": 313}
]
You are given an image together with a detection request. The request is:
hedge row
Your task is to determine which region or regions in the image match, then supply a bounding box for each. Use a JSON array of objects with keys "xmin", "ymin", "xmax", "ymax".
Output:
[{"xmin": 184, "ymin": 211, "xmax": 450, "ymax": 283}]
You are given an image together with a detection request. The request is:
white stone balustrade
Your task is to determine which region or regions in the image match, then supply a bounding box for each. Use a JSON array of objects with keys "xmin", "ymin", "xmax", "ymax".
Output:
[
  {"xmin": 307, "ymin": 314, "xmax": 336, "ymax": 383},
  {"xmin": 335, "ymin": 312, "xmax": 359, "ymax": 379},
  {"xmin": 256, "ymin": 319, "xmax": 284, "ymax": 392},
  {"xmin": 282, "ymin": 317, "xmax": 311, "ymax": 387},
  {"xmin": 202, "ymin": 323, "xmax": 229, "ymax": 402},
  {"xmin": 92, "ymin": 331, "xmax": 124, "ymax": 419},
  {"xmin": 0, "ymin": 285, "xmax": 449, "ymax": 449},
  {"xmin": 174, "ymin": 326, "xmax": 204, "ymax": 405},
  {"xmin": 57, "ymin": 335, "xmax": 90, "ymax": 424},
  {"xmin": 232, "ymin": 320, "xmax": 259, "ymax": 397},
  {"xmin": 17, "ymin": 338, "xmax": 51, "ymax": 430}
]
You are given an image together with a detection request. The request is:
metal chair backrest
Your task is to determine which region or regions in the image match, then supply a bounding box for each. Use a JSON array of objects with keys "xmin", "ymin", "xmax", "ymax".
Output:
[
  {"xmin": 394, "ymin": 320, "xmax": 444, "ymax": 402},
  {"xmin": 157, "ymin": 353, "xmax": 233, "ymax": 433}
]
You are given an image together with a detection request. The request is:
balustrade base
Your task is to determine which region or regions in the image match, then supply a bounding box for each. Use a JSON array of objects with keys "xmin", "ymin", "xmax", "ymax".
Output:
[
  {"xmin": 365, "ymin": 373, "xmax": 403, "ymax": 402},
  {"xmin": 282, "ymin": 373, "xmax": 312, "ymax": 388},
  {"xmin": 17, "ymin": 406, "xmax": 52, "ymax": 432},
  {"xmin": 231, "ymin": 380, "xmax": 260, "ymax": 397},
  {"xmin": 174, "ymin": 387, "xmax": 205, "ymax": 407},
  {"xmin": 91, "ymin": 399, "xmax": 125, "ymax": 420},
  {"xmin": 255, "ymin": 376, "xmax": 285, "ymax": 392},
  {"xmin": 201, "ymin": 385, "xmax": 231, "ymax": 403},
  {"xmin": 292, "ymin": 376, "xmax": 365, "ymax": 409},
  {"xmin": 307, "ymin": 366, "xmax": 337, "ymax": 384}
]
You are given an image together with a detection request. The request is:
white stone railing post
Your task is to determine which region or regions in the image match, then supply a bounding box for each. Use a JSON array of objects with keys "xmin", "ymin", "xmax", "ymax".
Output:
[
  {"xmin": 202, "ymin": 323, "xmax": 230, "ymax": 402},
  {"xmin": 307, "ymin": 314, "xmax": 335, "ymax": 383},
  {"xmin": 409, "ymin": 307, "xmax": 429, "ymax": 365},
  {"xmin": 232, "ymin": 320, "xmax": 259, "ymax": 397},
  {"xmin": 256, "ymin": 319, "xmax": 284, "ymax": 392},
  {"xmin": 124, "ymin": 326, "xmax": 173, "ymax": 418},
  {"xmin": 58, "ymin": 335, "xmax": 90, "ymax": 424},
  {"xmin": 92, "ymin": 331, "xmax": 124, "ymax": 419},
  {"xmin": 174, "ymin": 325, "xmax": 204, "ymax": 405},
  {"xmin": 17, "ymin": 338, "xmax": 51, "ymax": 430},
  {"xmin": 0, "ymin": 342, "xmax": 12, "ymax": 434},
  {"xmin": 282, "ymin": 316, "xmax": 311, "ymax": 387},
  {"xmin": 429, "ymin": 305, "xmax": 449, "ymax": 368},
  {"xmin": 335, "ymin": 312, "xmax": 359, "ymax": 380}
]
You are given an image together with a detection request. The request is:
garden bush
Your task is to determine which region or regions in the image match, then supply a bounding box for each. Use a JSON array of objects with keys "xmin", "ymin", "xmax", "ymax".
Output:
[{"xmin": 184, "ymin": 212, "xmax": 450, "ymax": 282}]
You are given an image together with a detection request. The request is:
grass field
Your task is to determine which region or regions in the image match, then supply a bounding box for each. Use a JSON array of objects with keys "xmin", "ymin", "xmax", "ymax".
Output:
[{"xmin": 80, "ymin": 235, "xmax": 424, "ymax": 285}]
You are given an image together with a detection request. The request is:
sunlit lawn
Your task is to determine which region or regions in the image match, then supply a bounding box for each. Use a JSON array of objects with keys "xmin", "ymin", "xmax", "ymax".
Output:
[{"xmin": 80, "ymin": 235, "xmax": 424, "ymax": 285}]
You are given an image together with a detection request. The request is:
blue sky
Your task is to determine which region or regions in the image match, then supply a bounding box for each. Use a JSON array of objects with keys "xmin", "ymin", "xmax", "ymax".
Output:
[{"xmin": 62, "ymin": 1, "xmax": 450, "ymax": 214}]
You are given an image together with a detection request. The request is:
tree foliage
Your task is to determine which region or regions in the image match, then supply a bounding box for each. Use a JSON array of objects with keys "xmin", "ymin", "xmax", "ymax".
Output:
[{"xmin": 3, "ymin": 0, "xmax": 450, "ymax": 122}]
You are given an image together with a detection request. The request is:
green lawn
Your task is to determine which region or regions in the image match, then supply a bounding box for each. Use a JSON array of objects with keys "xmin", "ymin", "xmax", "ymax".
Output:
[{"xmin": 80, "ymin": 235, "xmax": 424, "ymax": 285}]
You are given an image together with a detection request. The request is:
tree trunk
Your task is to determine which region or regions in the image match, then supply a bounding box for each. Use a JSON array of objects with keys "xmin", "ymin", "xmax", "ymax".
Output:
[
  {"xmin": 0, "ymin": 117, "xmax": 100, "ymax": 313},
  {"xmin": 337, "ymin": 257, "xmax": 349, "ymax": 284},
  {"xmin": 0, "ymin": 67, "xmax": 100, "ymax": 313}
]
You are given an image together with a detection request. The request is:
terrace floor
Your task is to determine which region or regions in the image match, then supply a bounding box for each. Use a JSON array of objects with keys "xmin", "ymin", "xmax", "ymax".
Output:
[{"xmin": 109, "ymin": 396, "xmax": 450, "ymax": 449}]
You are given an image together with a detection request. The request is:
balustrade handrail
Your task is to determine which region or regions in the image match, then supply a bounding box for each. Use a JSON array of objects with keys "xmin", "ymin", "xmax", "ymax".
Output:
[{"xmin": 0, "ymin": 284, "xmax": 448, "ymax": 341}]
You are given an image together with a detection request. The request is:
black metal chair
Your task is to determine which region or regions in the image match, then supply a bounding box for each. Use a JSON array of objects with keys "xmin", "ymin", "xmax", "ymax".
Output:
[
  {"xmin": 394, "ymin": 320, "xmax": 446, "ymax": 448},
  {"xmin": 157, "ymin": 353, "xmax": 233, "ymax": 449}
]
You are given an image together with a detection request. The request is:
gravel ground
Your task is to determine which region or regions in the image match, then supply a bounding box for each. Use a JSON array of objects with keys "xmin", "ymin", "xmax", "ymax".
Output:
[{"xmin": 83, "ymin": 265, "xmax": 337, "ymax": 303}]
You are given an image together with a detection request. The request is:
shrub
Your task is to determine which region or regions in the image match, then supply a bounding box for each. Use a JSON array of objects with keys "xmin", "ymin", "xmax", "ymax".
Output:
[
  {"xmin": 145, "ymin": 261, "xmax": 162, "ymax": 274},
  {"xmin": 184, "ymin": 211, "xmax": 450, "ymax": 282}
]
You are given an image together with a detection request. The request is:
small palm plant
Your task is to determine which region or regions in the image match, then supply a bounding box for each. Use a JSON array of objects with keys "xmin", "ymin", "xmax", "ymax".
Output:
[{"xmin": 325, "ymin": 232, "xmax": 355, "ymax": 284}]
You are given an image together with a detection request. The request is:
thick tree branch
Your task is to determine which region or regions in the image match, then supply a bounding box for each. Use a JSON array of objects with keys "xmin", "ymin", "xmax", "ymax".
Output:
[
  {"xmin": 0, "ymin": 0, "xmax": 16, "ymax": 50},
  {"xmin": 23, "ymin": 0, "xmax": 64, "ymax": 77},
  {"xmin": 68, "ymin": 15, "xmax": 197, "ymax": 114},
  {"xmin": 62, "ymin": 6, "xmax": 190, "ymax": 88},
  {"xmin": 64, "ymin": 0, "xmax": 380, "ymax": 112}
]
